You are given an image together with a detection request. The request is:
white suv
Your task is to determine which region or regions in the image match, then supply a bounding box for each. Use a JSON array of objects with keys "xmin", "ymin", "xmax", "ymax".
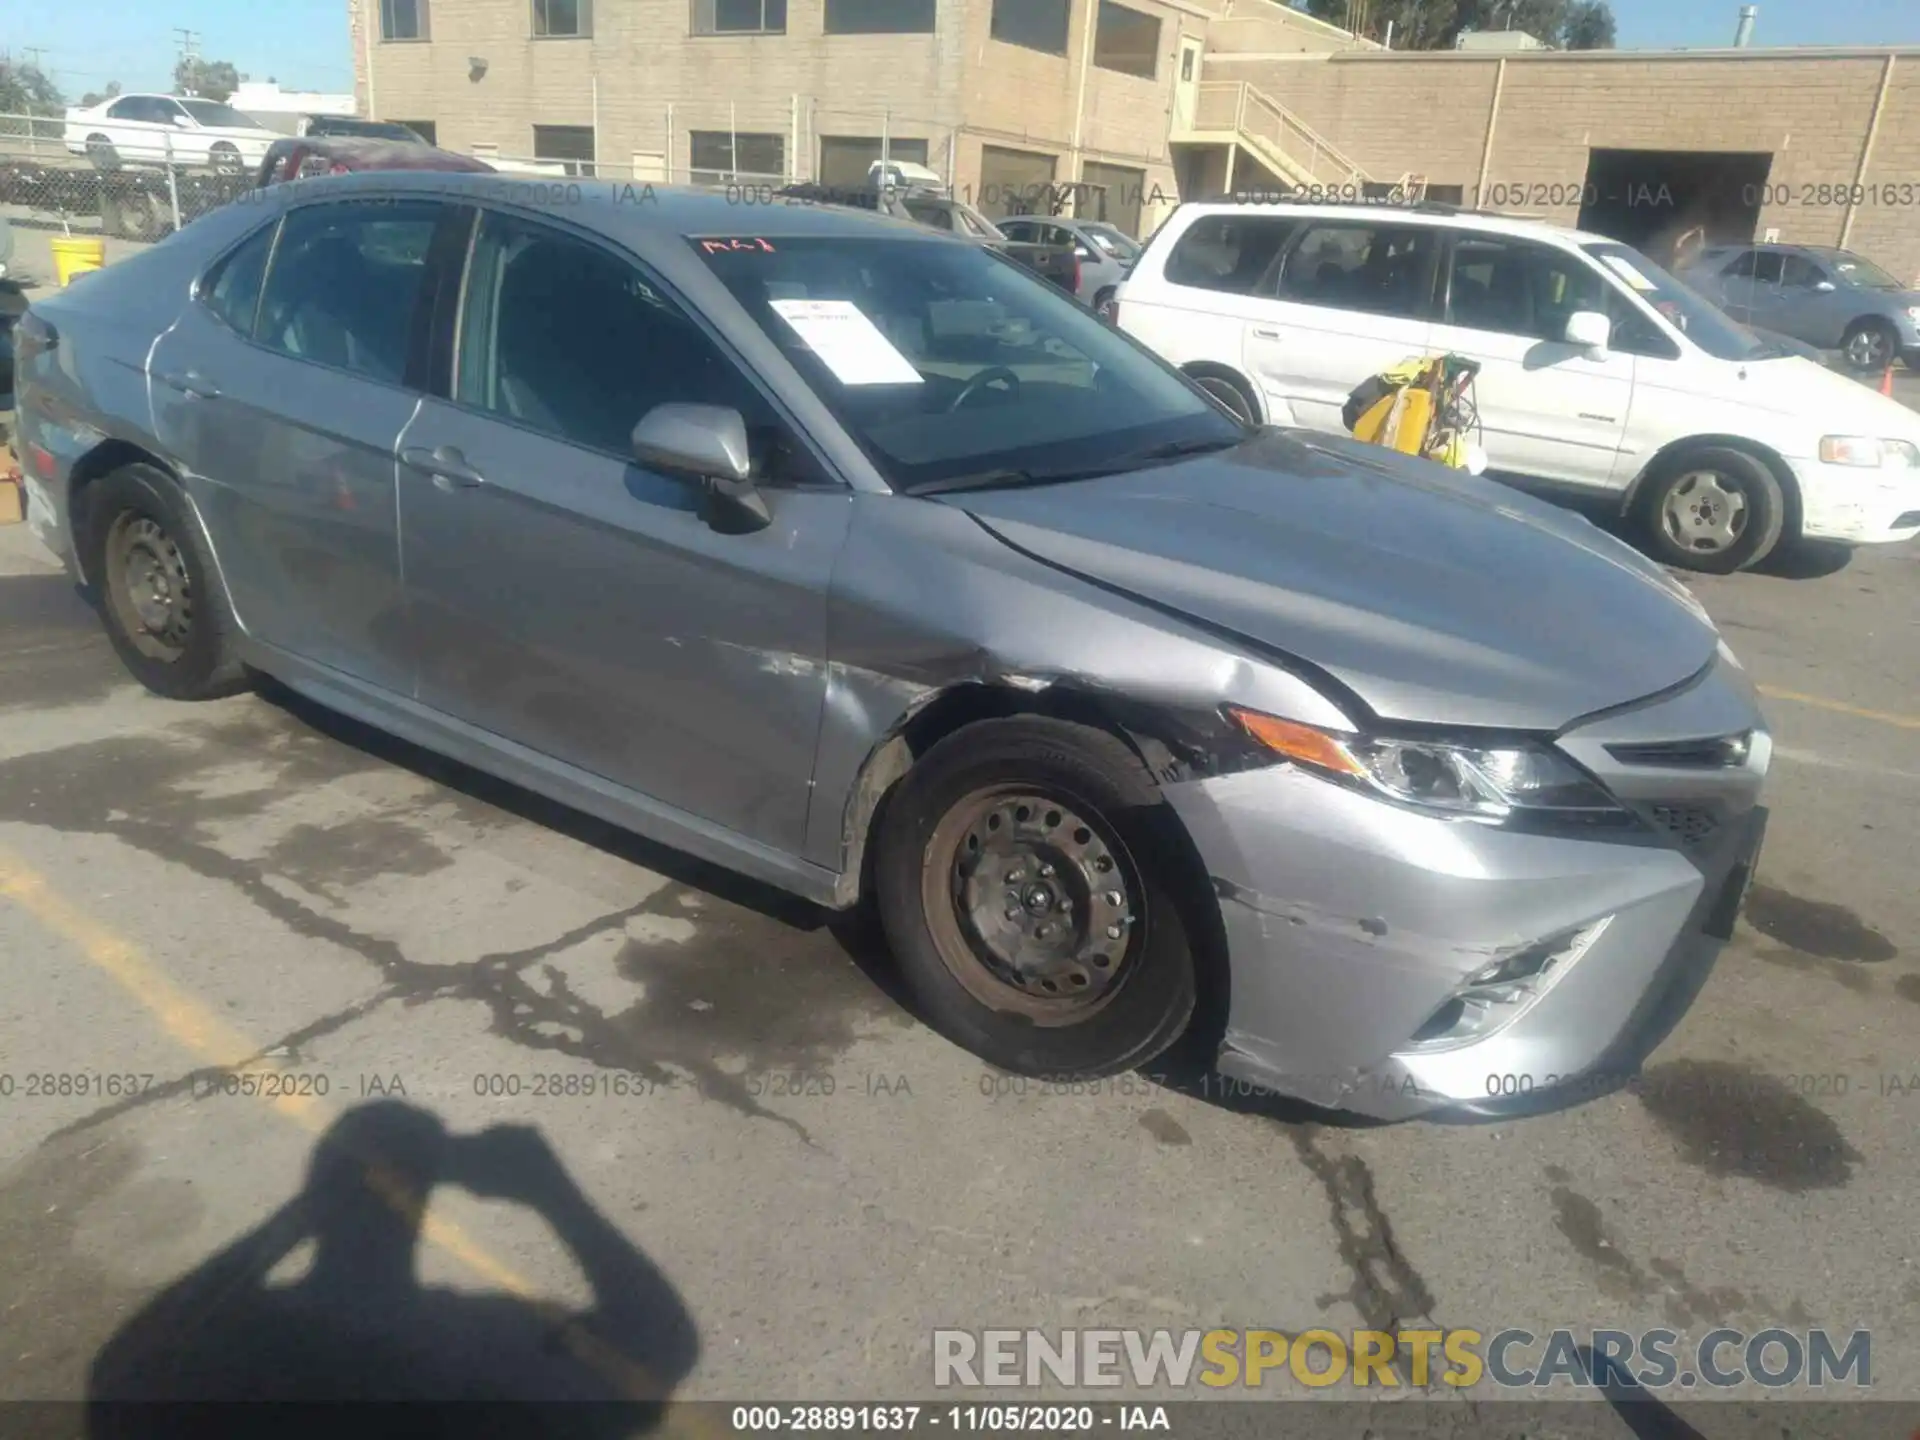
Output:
[{"xmin": 1117, "ymin": 200, "xmax": 1920, "ymax": 572}]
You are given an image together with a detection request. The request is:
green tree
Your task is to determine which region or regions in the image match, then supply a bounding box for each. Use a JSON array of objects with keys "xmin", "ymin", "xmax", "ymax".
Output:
[
  {"xmin": 1560, "ymin": 0, "xmax": 1617, "ymax": 48},
  {"xmin": 0, "ymin": 58, "xmax": 64, "ymax": 114},
  {"xmin": 79, "ymin": 79, "xmax": 123, "ymax": 108},
  {"xmin": 1293, "ymin": 0, "xmax": 1615, "ymax": 49},
  {"xmin": 173, "ymin": 56, "xmax": 241, "ymax": 103}
]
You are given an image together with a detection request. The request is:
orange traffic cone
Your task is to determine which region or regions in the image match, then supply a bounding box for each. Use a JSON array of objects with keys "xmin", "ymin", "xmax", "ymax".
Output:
[{"xmin": 1881, "ymin": 364, "xmax": 1896, "ymax": 398}]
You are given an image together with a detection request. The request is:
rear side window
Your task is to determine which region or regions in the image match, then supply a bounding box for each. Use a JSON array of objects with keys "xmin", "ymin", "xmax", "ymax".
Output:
[
  {"xmin": 201, "ymin": 221, "xmax": 278, "ymax": 337},
  {"xmin": 1278, "ymin": 222, "xmax": 1436, "ymax": 319},
  {"xmin": 254, "ymin": 200, "xmax": 442, "ymax": 384},
  {"xmin": 1162, "ymin": 215, "xmax": 1296, "ymax": 295}
]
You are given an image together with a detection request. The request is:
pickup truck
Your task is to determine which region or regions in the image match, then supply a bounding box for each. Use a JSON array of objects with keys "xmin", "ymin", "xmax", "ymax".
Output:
[{"xmin": 775, "ymin": 182, "xmax": 1083, "ymax": 297}]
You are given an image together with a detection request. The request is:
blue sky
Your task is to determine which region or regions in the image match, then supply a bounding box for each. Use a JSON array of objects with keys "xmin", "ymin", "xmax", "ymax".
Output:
[{"xmin": 2, "ymin": 0, "xmax": 1918, "ymax": 100}]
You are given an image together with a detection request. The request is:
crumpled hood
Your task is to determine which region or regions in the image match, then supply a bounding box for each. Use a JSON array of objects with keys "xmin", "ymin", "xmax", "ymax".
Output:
[{"xmin": 952, "ymin": 429, "xmax": 1719, "ymax": 732}]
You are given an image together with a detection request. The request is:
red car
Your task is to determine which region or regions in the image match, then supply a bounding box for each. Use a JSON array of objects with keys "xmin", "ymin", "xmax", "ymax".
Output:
[{"xmin": 255, "ymin": 136, "xmax": 493, "ymax": 189}]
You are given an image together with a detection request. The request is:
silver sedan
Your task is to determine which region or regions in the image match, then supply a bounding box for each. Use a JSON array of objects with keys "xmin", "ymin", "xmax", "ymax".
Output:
[{"xmin": 13, "ymin": 173, "xmax": 1769, "ymax": 1119}]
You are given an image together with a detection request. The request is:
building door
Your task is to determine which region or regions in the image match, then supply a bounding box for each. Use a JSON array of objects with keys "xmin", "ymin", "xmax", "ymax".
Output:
[
  {"xmin": 978, "ymin": 144, "xmax": 1057, "ymax": 219},
  {"xmin": 1175, "ymin": 38, "xmax": 1203, "ymax": 129}
]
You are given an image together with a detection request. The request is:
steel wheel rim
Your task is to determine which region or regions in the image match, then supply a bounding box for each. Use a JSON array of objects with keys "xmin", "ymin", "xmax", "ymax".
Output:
[
  {"xmin": 106, "ymin": 513, "xmax": 193, "ymax": 662},
  {"xmin": 1661, "ymin": 471, "xmax": 1749, "ymax": 554},
  {"xmin": 1847, "ymin": 327, "xmax": 1892, "ymax": 370},
  {"xmin": 920, "ymin": 785, "xmax": 1142, "ymax": 1025}
]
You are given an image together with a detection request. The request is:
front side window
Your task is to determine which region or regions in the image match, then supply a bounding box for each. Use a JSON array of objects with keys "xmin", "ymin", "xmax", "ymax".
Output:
[
  {"xmin": 533, "ymin": 0, "xmax": 591, "ymax": 36},
  {"xmin": 696, "ymin": 235, "xmax": 1242, "ymax": 493},
  {"xmin": 201, "ymin": 221, "xmax": 278, "ymax": 336},
  {"xmin": 991, "ymin": 0, "xmax": 1069, "ymax": 55},
  {"xmin": 381, "ymin": 0, "xmax": 429, "ymax": 40},
  {"xmin": 456, "ymin": 215, "xmax": 813, "ymax": 481},
  {"xmin": 1780, "ymin": 254, "xmax": 1828, "ymax": 289},
  {"xmin": 693, "ymin": 0, "xmax": 787, "ymax": 33},
  {"xmin": 1278, "ymin": 222, "xmax": 1436, "ymax": 319},
  {"xmin": 1163, "ymin": 215, "xmax": 1296, "ymax": 295},
  {"xmin": 255, "ymin": 200, "xmax": 442, "ymax": 383},
  {"xmin": 825, "ymin": 0, "xmax": 935, "ymax": 34},
  {"xmin": 1445, "ymin": 236, "xmax": 1614, "ymax": 341},
  {"xmin": 1094, "ymin": 1, "xmax": 1161, "ymax": 78},
  {"xmin": 178, "ymin": 100, "xmax": 262, "ymax": 129}
]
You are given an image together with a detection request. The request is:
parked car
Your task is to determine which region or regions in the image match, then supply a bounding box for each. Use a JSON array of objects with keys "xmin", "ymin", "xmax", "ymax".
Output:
[
  {"xmin": 998, "ymin": 215, "xmax": 1139, "ymax": 316},
  {"xmin": 1679, "ymin": 242, "xmax": 1920, "ymax": 373},
  {"xmin": 1116, "ymin": 200, "xmax": 1920, "ymax": 573},
  {"xmin": 779, "ymin": 180, "xmax": 1082, "ymax": 296},
  {"xmin": 255, "ymin": 137, "xmax": 495, "ymax": 189},
  {"xmin": 15, "ymin": 174, "xmax": 1771, "ymax": 1121},
  {"xmin": 64, "ymin": 93, "xmax": 279, "ymax": 175},
  {"xmin": 298, "ymin": 116, "xmax": 429, "ymax": 144}
]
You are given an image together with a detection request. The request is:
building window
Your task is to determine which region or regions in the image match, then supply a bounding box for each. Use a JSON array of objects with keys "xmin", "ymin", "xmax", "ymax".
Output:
[
  {"xmin": 690, "ymin": 131, "xmax": 786, "ymax": 184},
  {"xmin": 1094, "ymin": 1, "xmax": 1159, "ymax": 78},
  {"xmin": 534, "ymin": 124, "xmax": 597, "ymax": 176},
  {"xmin": 693, "ymin": 0, "xmax": 787, "ymax": 33},
  {"xmin": 533, "ymin": 0, "xmax": 591, "ymax": 36},
  {"xmin": 818, "ymin": 135, "xmax": 929, "ymax": 189},
  {"xmin": 990, "ymin": 0, "xmax": 1068, "ymax": 55},
  {"xmin": 825, "ymin": 0, "xmax": 934, "ymax": 35},
  {"xmin": 380, "ymin": 0, "xmax": 428, "ymax": 40},
  {"xmin": 395, "ymin": 119, "xmax": 438, "ymax": 145}
]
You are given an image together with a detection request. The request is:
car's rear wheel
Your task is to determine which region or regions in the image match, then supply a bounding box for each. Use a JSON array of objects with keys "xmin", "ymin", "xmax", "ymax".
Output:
[
  {"xmin": 875, "ymin": 717, "xmax": 1198, "ymax": 1078},
  {"xmin": 1841, "ymin": 318, "xmax": 1899, "ymax": 373},
  {"xmin": 1093, "ymin": 287, "xmax": 1118, "ymax": 323},
  {"xmin": 1639, "ymin": 445, "xmax": 1785, "ymax": 574},
  {"xmin": 86, "ymin": 465, "xmax": 247, "ymax": 700}
]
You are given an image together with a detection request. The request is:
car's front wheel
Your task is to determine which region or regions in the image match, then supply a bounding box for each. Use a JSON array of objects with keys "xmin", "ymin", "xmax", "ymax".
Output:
[
  {"xmin": 84, "ymin": 134, "xmax": 120, "ymax": 172},
  {"xmin": 1841, "ymin": 318, "xmax": 1899, "ymax": 373},
  {"xmin": 1639, "ymin": 445, "xmax": 1786, "ymax": 574},
  {"xmin": 85, "ymin": 465, "xmax": 247, "ymax": 700},
  {"xmin": 875, "ymin": 717, "xmax": 1199, "ymax": 1079},
  {"xmin": 209, "ymin": 143, "xmax": 244, "ymax": 177}
]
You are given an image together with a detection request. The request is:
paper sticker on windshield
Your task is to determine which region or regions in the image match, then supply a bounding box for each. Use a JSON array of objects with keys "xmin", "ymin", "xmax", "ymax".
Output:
[
  {"xmin": 1600, "ymin": 255, "xmax": 1658, "ymax": 293},
  {"xmin": 769, "ymin": 299, "xmax": 924, "ymax": 386}
]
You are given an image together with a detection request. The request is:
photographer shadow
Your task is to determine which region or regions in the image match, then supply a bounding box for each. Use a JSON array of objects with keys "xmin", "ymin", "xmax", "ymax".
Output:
[{"xmin": 86, "ymin": 1101, "xmax": 699, "ymax": 1439}]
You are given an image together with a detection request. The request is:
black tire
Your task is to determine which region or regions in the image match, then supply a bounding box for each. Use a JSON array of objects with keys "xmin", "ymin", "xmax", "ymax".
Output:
[
  {"xmin": 1093, "ymin": 287, "xmax": 1118, "ymax": 323},
  {"xmin": 84, "ymin": 465, "xmax": 248, "ymax": 700},
  {"xmin": 85, "ymin": 134, "xmax": 120, "ymax": 173},
  {"xmin": 209, "ymin": 143, "xmax": 243, "ymax": 177},
  {"xmin": 1638, "ymin": 445, "xmax": 1786, "ymax": 574},
  {"xmin": 874, "ymin": 717, "xmax": 1198, "ymax": 1078},
  {"xmin": 1187, "ymin": 369, "xmax": 1259, "ymax": 423},
  {"xmin": 1840, "ymin": 318, "xmax": 1899, "ymax": 374}
]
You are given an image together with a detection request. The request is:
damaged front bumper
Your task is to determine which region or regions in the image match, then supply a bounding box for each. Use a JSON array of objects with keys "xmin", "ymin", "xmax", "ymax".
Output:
[{"xmin": 1163, "ymin": 657, "xmax": 1770, "ymax": 1122}]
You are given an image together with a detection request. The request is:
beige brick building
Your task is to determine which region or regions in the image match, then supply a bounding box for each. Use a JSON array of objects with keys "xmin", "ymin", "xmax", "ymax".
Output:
[
  {"xmin": 1209, "ymin": 45, "xmax": 1920, "ymax": 281},
  {"xmin": 348, "ymin": 0, "xmax": 1358, "ymax": 235}
]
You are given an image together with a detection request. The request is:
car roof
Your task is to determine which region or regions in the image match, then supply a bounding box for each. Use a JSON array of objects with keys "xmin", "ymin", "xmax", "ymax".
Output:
[
  {"xmin": 1164, "ymin": 200, "xmax": 1617, "ymax": 249},
  {"xmin": 266, "ymin": 169, "xmax": 953, "ymax": 243}
]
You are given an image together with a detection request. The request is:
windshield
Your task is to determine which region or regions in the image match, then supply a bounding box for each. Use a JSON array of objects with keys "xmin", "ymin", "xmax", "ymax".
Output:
[
  {"xmin": 1580, "ymin": 241, "xmax": 1773, "ymax": 362},
  {"xmin": 695, "ymin": 236, "xmax": 1244, "ymax": 493},
  {"xmin": 180, "ymin": 100, "xmax": 266, "ymax": 130},
  {"xmin": 1081, "ymin": 223, "xmax": 1140, "ymax": 260},
  {"xmin": 1827, "ymin": 251, "xmax": 1903, "ymax": 290}
]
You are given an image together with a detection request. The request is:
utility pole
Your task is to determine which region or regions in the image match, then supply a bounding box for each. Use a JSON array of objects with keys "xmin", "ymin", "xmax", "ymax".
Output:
[
  {"xmin": 21, "ymin": 46, "xmax": 47, "ymax": 71},
  {"xmin": 174, "ymin": 28, "xmax": 200, "ymax": 94}
]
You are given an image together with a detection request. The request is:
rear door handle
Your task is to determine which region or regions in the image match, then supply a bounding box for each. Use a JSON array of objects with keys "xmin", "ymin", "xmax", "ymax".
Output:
[
  {"xmin": 159, "ymin": 370, "xmax": 220, "ymax": 400},
  {"xmin": 401, "ymin": 444, "xmax": 486, "ymax": 490},
  {"xmin": 1251, "ymin": 327, "xmax": 1282, "ymax": 340}
]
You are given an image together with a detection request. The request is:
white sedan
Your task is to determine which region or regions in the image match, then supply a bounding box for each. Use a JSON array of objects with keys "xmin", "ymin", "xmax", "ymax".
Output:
[{"xmin": 64, "ymin": 94, "xmax": 277, "ymax": 175}]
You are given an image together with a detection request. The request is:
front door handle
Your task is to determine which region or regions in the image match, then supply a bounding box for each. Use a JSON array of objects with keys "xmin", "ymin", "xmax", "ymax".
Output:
[
  {"xmin": 1251, "ymin": 327, "xmax": 1282, "ymax": 340},
  {"xmin": 159, "ymin": 370, "xmax": 220, "ymax": 400},
  {"xmin": 401, "ymin": 444, "xmax": 486, "ymax": 489}
]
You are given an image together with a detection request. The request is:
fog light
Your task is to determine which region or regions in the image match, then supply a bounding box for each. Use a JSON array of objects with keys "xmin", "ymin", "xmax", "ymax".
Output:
[{"xmin": 1396, "ymin": 918, "xmax": 1612, "ymax": 1055}]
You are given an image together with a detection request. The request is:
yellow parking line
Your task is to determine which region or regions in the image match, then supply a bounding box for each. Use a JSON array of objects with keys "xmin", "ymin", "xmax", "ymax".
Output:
[
  {"xmin": 0, "ymin": 847, "xmax": 686, "ymax": 1411},
  {"xmin": 1758, "ymin": 686, "xmax": 1920, "ymax": 732}
]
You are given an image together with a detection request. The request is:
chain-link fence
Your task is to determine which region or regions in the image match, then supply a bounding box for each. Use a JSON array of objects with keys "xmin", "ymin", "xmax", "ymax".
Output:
[{"xmin": 0, "ymin": 111, "xmax": 253, "ymax": 243}]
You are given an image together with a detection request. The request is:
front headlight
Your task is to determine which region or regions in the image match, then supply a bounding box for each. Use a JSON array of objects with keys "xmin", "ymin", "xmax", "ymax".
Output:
[
  {"xmin": 1905, "ymin": 307, "xmax": 1920, "ymax": 324},
  {"xmin": 1227, "ymin": 709, "xmax": 1626, "ymax": 821},
  {"xmin": 1820, "ymin": 436, "xmax": 1920, "ymax": 467}
]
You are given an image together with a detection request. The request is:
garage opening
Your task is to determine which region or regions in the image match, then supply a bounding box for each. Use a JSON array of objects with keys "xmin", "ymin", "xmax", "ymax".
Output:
[
  {"xmin": 978, "ymin": 144, "xmax": 1058, "ymax": 220},
  {"xmin": 1576, "ymin": 150, "xmax": 1772, "ymax": 271}
]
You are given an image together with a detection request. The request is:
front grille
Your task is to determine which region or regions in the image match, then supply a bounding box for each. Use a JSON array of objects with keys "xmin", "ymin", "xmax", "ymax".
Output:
[{"xmin": 1647, "ymin": 804, "xmax": 1720, "ymax": 847}]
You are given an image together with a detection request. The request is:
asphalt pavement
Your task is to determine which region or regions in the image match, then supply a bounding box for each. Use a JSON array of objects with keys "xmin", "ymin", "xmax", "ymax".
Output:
[{"xmin": 0, "ymin": 457, "xmax": 1916, "ymax": 1428}]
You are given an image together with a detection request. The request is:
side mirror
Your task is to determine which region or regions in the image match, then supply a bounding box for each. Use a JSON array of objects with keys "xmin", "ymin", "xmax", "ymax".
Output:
[
  {"xmin": 1074, "ymin": 246, "xmax": 1092, "ymax": 260},
  {"xmin": 630, "ymin": 403, "xmax": 771, "ymax": 535},
  {"xmin": 172, "ymin": 114, "xmax": 194, "ymax": 128},
  {"xmin": 1813, "ymin": 279, "xmax": 1837, "ymax": 293},
  {"xmin": 1564, "ymin": 309, "xmax": 1612, "ymax": 356}
]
